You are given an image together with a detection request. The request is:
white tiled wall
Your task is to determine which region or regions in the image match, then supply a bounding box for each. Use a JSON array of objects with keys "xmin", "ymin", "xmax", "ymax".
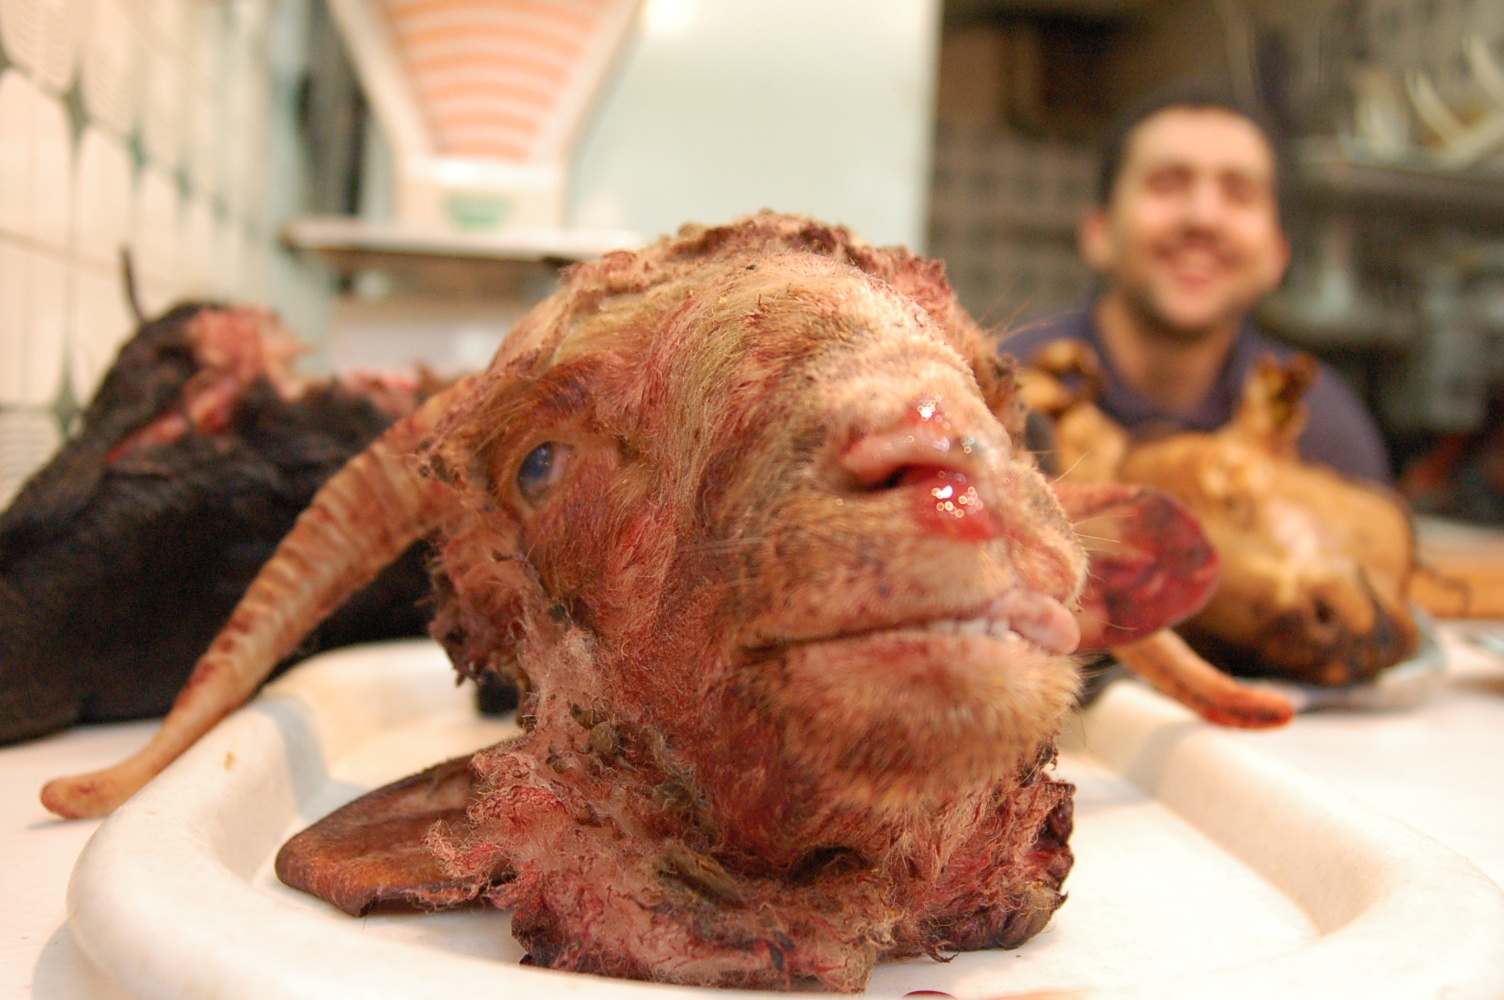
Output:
[{"xmin": 0, "ymin": 0, "xmax": 290, "ymax": 507}]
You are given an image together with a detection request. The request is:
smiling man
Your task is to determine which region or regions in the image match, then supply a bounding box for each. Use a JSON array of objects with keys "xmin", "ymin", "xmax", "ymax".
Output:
[{"xmin": 1003, "ymin": 86, "xmax": 1392, "ymax": 484}]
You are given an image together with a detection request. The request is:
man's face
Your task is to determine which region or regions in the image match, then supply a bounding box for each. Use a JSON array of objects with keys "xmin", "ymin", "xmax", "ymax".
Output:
[{"xmin": 1081, "ymin": 106, "xmax": 1289, "ymax": 339}]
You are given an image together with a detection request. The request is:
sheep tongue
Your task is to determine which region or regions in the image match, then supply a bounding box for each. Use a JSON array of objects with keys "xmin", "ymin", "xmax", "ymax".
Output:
[
  {"xmin": 275, "ymin": 754, "xmax": 503, "ymax": 915},
  {"xmin": 1051, "ymin": 482, "xmax": 1220, "ymax": 650}
]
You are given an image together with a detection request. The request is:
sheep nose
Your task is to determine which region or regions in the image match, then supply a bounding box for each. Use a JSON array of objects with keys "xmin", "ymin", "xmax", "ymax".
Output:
[
  {"xmin": 839, "ymin": 398, "xmax": 1009, "ymax": 542},
  {"xmin": 840, "ymin": 398, "xmax": 1004, "ymax": 488}
]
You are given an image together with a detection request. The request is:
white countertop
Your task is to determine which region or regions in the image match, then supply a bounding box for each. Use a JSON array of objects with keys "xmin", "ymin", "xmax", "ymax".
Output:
[
  {"xmin": 4, "ymin": 626, "xmax": 1503, "ymax": 1000},
  {"xmin": 1231, "ymin": 621, "xmax": 1504, "ymax": 892},
  {"xmin": 4, "ymin": 722, "xmax": 145, "ymax": 1000}
]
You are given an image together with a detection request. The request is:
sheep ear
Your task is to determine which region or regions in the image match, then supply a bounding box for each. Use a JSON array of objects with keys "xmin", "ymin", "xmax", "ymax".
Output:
[
  {"xmin": 1055, "ymin": 471, "xmax": 1296, "ymax": 730},
  {"xmin": 1231, "ymin": 353, "xmax": 1316, "ymax": 455},
  {"xmin": 275, "ymin": 754, "xmax": 508, "ymax": 915},
  {"xmin": 1052, "ymin": 481, "xmax": 1220, "ymax": 651}
]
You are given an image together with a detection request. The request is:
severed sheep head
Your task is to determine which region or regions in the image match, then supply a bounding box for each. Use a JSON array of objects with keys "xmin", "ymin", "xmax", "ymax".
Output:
[
  {"xmin": 421, "ymin": 222, "xmax": 1093, "ymax": 812},
  {"xmin": 45, "ymin": 215, "xmax": 1224, "ymax": 991}
]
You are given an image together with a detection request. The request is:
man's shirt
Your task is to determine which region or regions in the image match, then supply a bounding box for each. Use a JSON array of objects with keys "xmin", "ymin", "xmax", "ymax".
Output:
[{"xmin": 1001, "ymin": 307, "xmax": 1394, "ymax": 484}]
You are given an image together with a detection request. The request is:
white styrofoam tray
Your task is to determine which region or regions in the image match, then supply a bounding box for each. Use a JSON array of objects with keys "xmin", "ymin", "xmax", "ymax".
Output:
[{"xmin": 67, "ymin": 640, "xmax": 1504, "ymax": 999}]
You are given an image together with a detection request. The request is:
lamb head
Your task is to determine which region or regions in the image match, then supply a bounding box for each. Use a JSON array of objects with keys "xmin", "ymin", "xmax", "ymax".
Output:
[{"xmin": 44, "ymin": 215, "xmax": 1224, "ymax": 991}]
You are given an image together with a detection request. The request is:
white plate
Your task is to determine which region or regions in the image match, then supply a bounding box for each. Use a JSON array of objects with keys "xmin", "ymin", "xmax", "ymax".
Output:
[{"xmin": 67, "ymin": 640, "xmax": 1504, "ymax": 999}]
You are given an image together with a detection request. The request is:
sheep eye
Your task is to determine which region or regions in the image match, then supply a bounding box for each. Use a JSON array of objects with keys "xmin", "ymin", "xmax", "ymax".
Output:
[{"xmin": 517, "ymin": 442, "xmax": 571, "ymax": 502}]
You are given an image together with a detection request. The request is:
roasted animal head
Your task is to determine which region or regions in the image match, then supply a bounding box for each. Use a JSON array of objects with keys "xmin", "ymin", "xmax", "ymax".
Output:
[
  {"xmin": 1024, "ymin": 341, "xmax": 1417, "ymax": 686},
  {"xmin": 1121, "ymin": 357, "xmax": 1417, "ymax": 685},
  {"xmin": 43, "ymin": 216, "xmax": 1223, "ymax": 990}
]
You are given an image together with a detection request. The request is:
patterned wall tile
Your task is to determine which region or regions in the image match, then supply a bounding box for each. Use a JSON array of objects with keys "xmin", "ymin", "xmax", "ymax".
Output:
[{"xmin": 0, "ymin": 0, "xmax": 311, "ymax": 505}]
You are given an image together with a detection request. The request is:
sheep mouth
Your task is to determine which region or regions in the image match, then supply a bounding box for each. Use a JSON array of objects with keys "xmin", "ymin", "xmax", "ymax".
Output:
[
  {"xmin": 871, "ymin": 613, "xmax": 1065, "ymax": 652},
  {"xmin": 766, "ymin": 593, "xmax": 1086, "ymax": 798},
  {"xmin": 763, "ymin": 592, "xmax": 1081, "ymax": 659}
]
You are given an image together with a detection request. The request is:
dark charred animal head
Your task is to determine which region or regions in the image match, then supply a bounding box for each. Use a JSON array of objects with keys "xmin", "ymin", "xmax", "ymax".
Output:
[{"xmin": 0, "ymin": 305, "xmax": 430, "ymax": 744}]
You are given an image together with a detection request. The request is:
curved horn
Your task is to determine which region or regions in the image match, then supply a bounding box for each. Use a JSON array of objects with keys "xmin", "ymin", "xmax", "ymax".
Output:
[
  {"xmin": 41, "ymin": 380, "xmax": 469, "ymax": 819},
  {"xmin": 1111, "ymin": 630, "xmax": 1294, "ymax": 729}
]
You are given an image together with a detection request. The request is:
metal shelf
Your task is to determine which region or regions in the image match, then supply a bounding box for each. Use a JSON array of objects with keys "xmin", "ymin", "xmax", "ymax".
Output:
[
  {"xmin": 283, "ymin": 217, "xmax": 645, "ymax": 275},
  {"xmin": 1293, "ymin": 144, "xmax": 1504, "ymax": 224}
]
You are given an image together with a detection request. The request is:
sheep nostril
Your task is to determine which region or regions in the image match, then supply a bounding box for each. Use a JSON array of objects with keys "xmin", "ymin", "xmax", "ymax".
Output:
[
  {"xmin": 841, "ymin": 426, "xmax": 994, "ymax": 490},
  {"xmin": 860, "ymin": 463, "xmax": 949, "ymax": 493},
  {"xmin": 838, "ymin": 428, "xmax": 1003, "ymax": 539}
]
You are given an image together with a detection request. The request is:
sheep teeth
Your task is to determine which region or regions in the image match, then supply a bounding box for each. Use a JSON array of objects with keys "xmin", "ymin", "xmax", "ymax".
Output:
[
  {"xmin": 986, "ymin": 617, "xmax": 1013, "ymax": 638},
  {"xmin": 921, "ymin": 616, "xmax": 1017, "ymax": 639}
]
